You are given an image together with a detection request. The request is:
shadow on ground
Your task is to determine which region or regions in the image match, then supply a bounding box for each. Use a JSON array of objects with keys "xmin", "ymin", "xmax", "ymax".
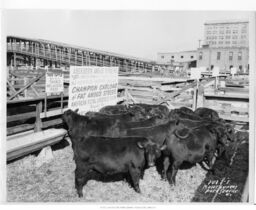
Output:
[{"xmin": 191, "ymin": 131, "xmax": 249, "ymax": 202}]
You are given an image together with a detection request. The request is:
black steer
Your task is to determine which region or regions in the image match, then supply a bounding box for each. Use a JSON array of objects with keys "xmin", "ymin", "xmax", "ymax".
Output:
[
  {"xmin": 62, "ymin": 109, "xmax": 120, "ymax": 138},
  {"xmin": 118, "ymin": 120, "xmax": 180, "ymax": 179},
  {"xmin": 85, "ymin": 111, "xmax": 145, "ymax": 122},
  {"xmin": 128, "ymin": 103, "xmax": 170, "ymax": 119},
  {"xmin": 194, "ymin": 107, "xmax": 220, "ymax": 121},
  {"xmin": 99, "ymin": 104, "xmax": 128, "ymax": 114},
  {"xmin": 73, "ymin": 136, "xmax": 166, "ymax": 197},
  {"xmin": 165, "ymin": 125, "xmax": 218, "ymax": 185},
  {"xmin": 117, "ymin": 115, "xmax": 167, "ymax": 129}
]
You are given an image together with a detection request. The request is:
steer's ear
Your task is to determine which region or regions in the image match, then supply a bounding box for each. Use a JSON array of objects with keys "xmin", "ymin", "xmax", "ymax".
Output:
[
  {"xmin": 137, "ymin": 141, "xmax": 145, "ymax": 149},
  {"xmin": 74, "ymin": 108, "xmax": 79, "ymax": 113},
  {"xmin": 175, "ymin": 119, "xmax": 180, "ymax": 126}
]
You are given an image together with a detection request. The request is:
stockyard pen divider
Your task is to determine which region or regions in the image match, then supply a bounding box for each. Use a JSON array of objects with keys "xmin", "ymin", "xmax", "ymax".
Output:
[
  {"xmin": 7, "ymin": 95, "xmax": 69, "ymax": 161},
  {"xmin": 8, "ymin": 72, "xmax": 46, "ymax": 100},
  {"xmin": 6, "ymin": 92, "xmax": 126, "ymax": 161}
]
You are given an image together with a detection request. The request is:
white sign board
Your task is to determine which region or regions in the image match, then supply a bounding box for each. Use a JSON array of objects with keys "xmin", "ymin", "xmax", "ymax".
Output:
[
  {"xmin": 45, "ymin": 69, "xmax": 64, "ymax": 95},
  {"xmin": 68, "ymin": 66, "xmax": 118, "ymax": 114},
  {"xmin": 190, "ymin": 68, "xmax": 202, "ymax": 80},
  {"xmin": 231, "ymin": 67, "xmax": 237, "ymax": 75},
  {"xmin": 212, "ymin": 67, "xmax": 220, "ymax": 77}
]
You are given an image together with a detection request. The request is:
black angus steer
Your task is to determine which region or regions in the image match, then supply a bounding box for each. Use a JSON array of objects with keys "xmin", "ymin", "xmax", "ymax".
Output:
[
  {"xmin": 165, "ymin": 125, "xmax": 218, "ymax": 185},
  {"xmin": 169, "ymin": 109, "xmax": 203, "ymax": 121},
  {"xmin": 171, "ymin": 118, "xmax": 234, "ymax": 160},
  {"xmin": 99, "ymin": 104, "xmax": 128, "ymax": 114},
  {"xmin": 118, "ymin": 120, "xmax": 181, "ymax": 179},
  {"xmin": 178, "ymin": 106, "xmax": 195, "ymax": 115},
  {"xmin": 128, "ymin": 103, "xmax": 170, "ymax": 119},
  {"xmin": 73, "ymin": 136, "xmax": 166, "ymax": 197},
  {"xmin": 116, "ymin": 115, "xmax": 167, "ymax": 129},
  {"xmin": 85, "ymin": 110, "xmax": 145, "ymax": 122},
  {"xmin": 62, "ymin": 109, "xmax": 121, "ymax": 138},
  {"xmin": 194, "ymin": 107, "xmax": 220, "ymax": 121}
]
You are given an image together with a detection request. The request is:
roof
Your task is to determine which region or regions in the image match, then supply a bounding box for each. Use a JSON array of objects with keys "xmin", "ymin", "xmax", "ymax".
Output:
[
  {"xmin": 204, "ymin": 19, "xmax": 249, "ymax": 25},
  {"xmin": 7, "ymin": 35, "xmax": 156, "ymax": 64},
  {"xmin": 158, "ymin": 50, "xmax": 197, "ymax": 55}
]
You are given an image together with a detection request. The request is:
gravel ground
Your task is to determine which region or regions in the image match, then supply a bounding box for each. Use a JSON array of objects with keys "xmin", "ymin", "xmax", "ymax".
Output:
[{"xmin": 7, "ymin": 131, "xmax": 249, "ymax": 203}]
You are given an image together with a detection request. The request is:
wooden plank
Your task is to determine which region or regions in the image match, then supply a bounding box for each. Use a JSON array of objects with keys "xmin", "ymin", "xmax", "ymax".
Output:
[
  {"xmin": 9, "ymin": 72, "xmax": 46, "ymax": 100},
  {"xmin": 219, "ymin": 114, "xmax": 249, "ymax": 122},
  {"xmin": 7, "ymin": 80, "xmax": 19, "ymax": 98},
  {"xmin": 43, "ymin": 118, "xmax": 63, "ymax": 128},
  {"xmin": 34, "ymin": 101, "xmax": 43, "ymax": 132},
  {"xmin": 7, "ymin": 124, "xmax": 35, "ymax": 136},
  {"xmin": 119, "ymin": 76, "xmax": 189, "ymax": 83},
  {"xmin": 168, "ymin": 80, "xmax": 197, "ymax": 99},
  {"xmin": 7, "ymin": 128, "xmax": 67, "ymax": 161},
  {"xmin": 203, "ymin": 104, "xmax": 249, "ymax": 113},
  {"xmin": 204, "ymin": 93, "xmax": 249, "ymax": 100},
  {"xmin": 40, "ymin": 108, "xmax": 68, "ymax": 119},
  {"xmin": 7, "ymin": 111, "xmax": 36, "ymax": 123},
  {"xmin": 218, "ymin": 87, "xmax": 249, "ymax": 93},
  {"xmin": 7, "ymin": 94, "xmax": 69, "ymax": 104}
]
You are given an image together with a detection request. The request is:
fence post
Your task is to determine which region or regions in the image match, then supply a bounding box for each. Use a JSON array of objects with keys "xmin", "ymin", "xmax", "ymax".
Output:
[
  {"xmin": 24, "ymin": 77, "xmax": 29, "ymax": 98},
  {"xmin": 34, "ymin": 101, "xmax": 43, "ymax": 132}
]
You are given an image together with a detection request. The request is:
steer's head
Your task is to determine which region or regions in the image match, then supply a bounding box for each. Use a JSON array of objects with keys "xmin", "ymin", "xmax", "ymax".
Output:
[
  {"xmin": 137, "ymin": 140, "xmax": 167, "ymax": 167},
  {"xmin": 62, "ymin": 109, "xmax": 79, "ymax": 130}
]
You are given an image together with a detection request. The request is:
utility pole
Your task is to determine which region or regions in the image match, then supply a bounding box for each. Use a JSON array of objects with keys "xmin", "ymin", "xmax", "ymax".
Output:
[{"xmin": 198, "ymin": 39, "xmax": 202, "ymax": 49}]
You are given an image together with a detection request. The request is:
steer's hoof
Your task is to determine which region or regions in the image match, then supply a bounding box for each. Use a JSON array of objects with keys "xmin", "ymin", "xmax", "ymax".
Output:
[
  {"xmin": 77, "ymin": 190, "xmax": 83, "ymax": 198},
  {"xmin": 134, "ymin": 187, "xmax": 141, "ymax": 193}
]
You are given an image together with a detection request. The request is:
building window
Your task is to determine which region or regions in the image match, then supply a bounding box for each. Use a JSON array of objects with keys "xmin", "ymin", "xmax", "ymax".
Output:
[
  {"xmin": 232, "ymin": 35, "xmax": 238, "ymax": 39},
  {"xmin": 229, "ymin": 52, "xmax": 233, "ymax": 61},
  {"xmin": 191, "ymin": 56, "xmax": 194, "ymax": 59},
  {"xmin": 226, "ymin": 41, "xmax": 230, "ymax": 45},
  {"xmin": 181, "ymin": 55, "xmax": 184, "ymax": 59},
  {"xmin": 217, "ymin": 52, "xmax": 221, "ymax": 60},
  {"xmin": 199, "ymin": 52, "xmax": 203, "ymax": 60},
  {"xmin": 161, "ymin": 55, "xmax": 164, "ymax": 59},
  {"xmin": 226, "ymin": 30, "xmax": 231, "ymax": 34},
  {"xmin": 232, "ymin": 41, "xmax": 237, "ymax": 45},
  {"xmin": 239, "ymin": 65, "xmax": 243, "ymax": 71},
  {"xmin": 218, "ymin": 41, "xmax": 223, "ymax": 44},
  {"xmin": 238, "ymin": 52, "xmax": 242, "ymax": 60},
  {"xmin": 241, "ymin": 28, "xmax": 247, "ymax": 33}
]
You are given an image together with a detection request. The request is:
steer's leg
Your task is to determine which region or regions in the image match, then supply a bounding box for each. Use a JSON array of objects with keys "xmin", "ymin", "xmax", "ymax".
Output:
[
  {"xmin": 128, "ymin": 165, "xmax": 141, "ymax": 193},
  {"xmin": 205, "ymin": 151, "xmax": 216, "ymax": 175},
  {"xmin": 168, "ymin": 160, "xmax": 181, "ymax": 186},
  {"xmin": 162, "ymin": 156, "xmax": 170, "ymax": 180},
  {"xmin": 75, "ymin": 167, "xmax": 90, "ymax": 198}
]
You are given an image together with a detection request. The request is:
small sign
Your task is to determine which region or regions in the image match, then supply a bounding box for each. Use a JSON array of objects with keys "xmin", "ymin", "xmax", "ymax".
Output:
[
  {"xmin": 212, "ymin": 67, "xmax": 220, "ymax": 77},
  {"xmin": 231, "ymin": 67, "xmax": 237, "ymax": 75},
  {"xmin": 45, "ymin": 69, "xmax": 64, "ymax": 95},
  {"xmin": 190, "ymin": 68, "xmax": 202, "ymax": 80},
  {"xmin": 68, "ymin": 66, "xmax": 118, "ymax": 114}
]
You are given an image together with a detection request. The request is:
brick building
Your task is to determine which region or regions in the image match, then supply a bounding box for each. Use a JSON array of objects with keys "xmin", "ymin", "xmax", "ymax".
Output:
[{"xmin": 197, "ymin": 19, "xmax": 249, "ymax": 72}]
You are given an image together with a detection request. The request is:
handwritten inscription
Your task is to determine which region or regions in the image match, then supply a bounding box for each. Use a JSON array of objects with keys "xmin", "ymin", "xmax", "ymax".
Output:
[{"xmin": 202, "ymin": 178, "xmax": 239, "ymax": 197}]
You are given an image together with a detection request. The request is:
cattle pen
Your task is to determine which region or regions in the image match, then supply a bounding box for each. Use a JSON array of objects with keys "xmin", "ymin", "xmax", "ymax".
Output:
[{"xmin": 6, "ymin": 36, "xmax": 250, "ymax": 203}]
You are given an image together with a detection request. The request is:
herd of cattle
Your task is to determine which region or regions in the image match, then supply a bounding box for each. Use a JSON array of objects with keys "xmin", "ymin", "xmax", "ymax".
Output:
[{"xmin": 62, "ymin": 104, "xmax": 236, "ymax": 197}]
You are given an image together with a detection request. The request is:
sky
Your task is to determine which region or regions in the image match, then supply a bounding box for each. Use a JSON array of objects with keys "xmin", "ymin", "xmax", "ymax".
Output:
[{"xmin": 3, "ymin": 10, "xmax": 251, "ymax": 60}]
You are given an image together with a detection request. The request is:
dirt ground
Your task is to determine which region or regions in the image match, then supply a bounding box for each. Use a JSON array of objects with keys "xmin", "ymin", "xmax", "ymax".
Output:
[{"xmin": 7, "ymin": 131, "xmax": 249, "ymax": 203}]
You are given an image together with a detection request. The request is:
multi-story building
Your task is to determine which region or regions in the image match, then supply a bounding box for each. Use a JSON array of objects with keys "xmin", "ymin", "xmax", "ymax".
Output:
[
  {"xmin": 197, "ymin": 19, "xmax": 249, "ymax": 72},
  {"xmin": 204, "ymin": 19, "xmax": 249, "ymax": 48},
  {"xmin": 157, "ymin": 50, "xmax": 197, "ymax": 70}
]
